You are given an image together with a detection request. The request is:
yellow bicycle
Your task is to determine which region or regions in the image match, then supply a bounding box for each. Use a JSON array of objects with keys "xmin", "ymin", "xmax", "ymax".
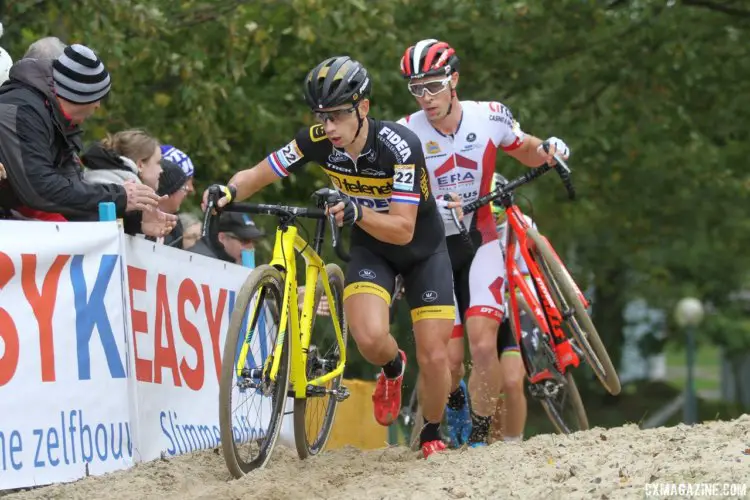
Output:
[{"xmin": 202, "ymin": 187, "xmax": 350, "ymax": 478}]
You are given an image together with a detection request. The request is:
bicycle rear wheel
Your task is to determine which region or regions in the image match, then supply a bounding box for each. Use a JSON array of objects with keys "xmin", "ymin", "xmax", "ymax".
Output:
[
  {"xmin": 219, "ymin": 265, "xmax": 290, "ymax": 478},
  {"xmin": 294, "ymin": 264, "xmax": 347, "ymax": 459},
  {"xmin": 509, "ymin": 294, "xmax": 589, "ymax": 433},
  {"xmin": 526, "ymin": 228, "xmax": 621, "ymax": 395}
]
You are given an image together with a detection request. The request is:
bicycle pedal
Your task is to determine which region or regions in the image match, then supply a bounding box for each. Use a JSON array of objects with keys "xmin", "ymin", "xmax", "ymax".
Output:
[
  {"xmin": 334, "ymin": 385, "xmax": 350, "ymax": 402},
  {"xmin": 305, "ymin": 385, "xmax": 328, "ymax": 397}
]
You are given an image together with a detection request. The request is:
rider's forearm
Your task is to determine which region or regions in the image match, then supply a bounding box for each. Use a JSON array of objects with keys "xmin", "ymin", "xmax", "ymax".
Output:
[
  {"xmin": 357, "ymin": 208, "xmax": 416, "ymax": 245},
  {"xmin": 510, "ymin": 134, "xmax": 547, "ymax": 167},
  {"xmin": 227, "ymin": 160, "xmax": 279, "ymax": 202}
]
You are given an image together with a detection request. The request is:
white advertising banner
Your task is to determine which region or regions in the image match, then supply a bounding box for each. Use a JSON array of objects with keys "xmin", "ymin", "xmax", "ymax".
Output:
[
  {"xmin": 0, "ymin": 221, "xmax": 132, "ymax": 489},
  {"xmin": 123, "ymin": 237, "xmax": 294, "ymax": 463}
]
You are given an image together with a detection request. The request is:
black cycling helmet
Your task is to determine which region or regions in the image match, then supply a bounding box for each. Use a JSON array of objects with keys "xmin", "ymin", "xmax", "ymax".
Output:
[{"xmin": 304, "ymin": 56, "xmax": 372, "ymax": 110}]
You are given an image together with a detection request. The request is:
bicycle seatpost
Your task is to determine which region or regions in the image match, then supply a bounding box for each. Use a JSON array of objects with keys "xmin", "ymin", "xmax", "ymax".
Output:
[{"xmin": 443, "ymin": 194, "xmax": 474, "ymax": 251}]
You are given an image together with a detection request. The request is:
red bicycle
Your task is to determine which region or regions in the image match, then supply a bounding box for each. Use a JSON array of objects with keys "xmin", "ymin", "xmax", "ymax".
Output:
[{"xmin": 451, "ymin": 151, "xmax": 620, "ymax": 433}]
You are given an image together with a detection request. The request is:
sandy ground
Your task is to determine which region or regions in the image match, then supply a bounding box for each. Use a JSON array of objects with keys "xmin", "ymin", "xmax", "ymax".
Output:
[{"xmin": 5, "ymin": 415, "xmax": 750, "ymax": 500}]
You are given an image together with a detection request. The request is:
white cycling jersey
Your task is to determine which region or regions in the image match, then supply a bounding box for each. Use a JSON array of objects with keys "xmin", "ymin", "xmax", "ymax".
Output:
[{"xmin": 398, "ymin": 100, "xmax": 525, "ymax": 244}]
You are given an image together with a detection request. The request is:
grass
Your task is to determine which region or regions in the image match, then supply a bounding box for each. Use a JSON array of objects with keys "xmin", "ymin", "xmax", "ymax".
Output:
[
  {"xmin": 663, "ymin": 342, "xmax": 721, "ymax": 396},
  {"xmin": 664, "ymin": 342, "xmax": 721, "ymax": 368}
]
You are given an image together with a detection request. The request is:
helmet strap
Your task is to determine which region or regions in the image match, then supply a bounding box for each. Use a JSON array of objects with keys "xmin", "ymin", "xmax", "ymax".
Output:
[
  {"xmin": 341, "ymin": 104, "xmax": 365, "ymax": 149},
  {"xmin": 446, "ymin": 83, "xmax": 457, "ymax": 116}
]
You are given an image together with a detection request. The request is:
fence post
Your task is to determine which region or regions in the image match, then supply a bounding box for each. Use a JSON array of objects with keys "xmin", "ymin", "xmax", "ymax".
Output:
[
  {"xmin": 241, "ymin": 248, "xmax": 255, "ymax": 269},
  {"xmin": 98, "ymin": 202, "xmax": 116, "ymax": 222}
]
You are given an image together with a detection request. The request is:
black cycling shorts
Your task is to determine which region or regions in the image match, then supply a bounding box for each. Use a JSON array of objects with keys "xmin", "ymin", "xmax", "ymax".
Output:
[
  {"xmin": 343, "ymin": 244, "xmax": 455, "ymax": 323},
  {"xmin": 497, "ymin": 317, "xmax": 521, "ymax": 356}
]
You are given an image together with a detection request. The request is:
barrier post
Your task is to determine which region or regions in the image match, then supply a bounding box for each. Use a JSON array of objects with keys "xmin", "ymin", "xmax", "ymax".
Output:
[
  {"xmin": 241, "ymin": 248, "xmax": 255, "ymax": 269},
  {"xmin": 99, "ymin": 201, "xmax": 116, "ymax": 221}
]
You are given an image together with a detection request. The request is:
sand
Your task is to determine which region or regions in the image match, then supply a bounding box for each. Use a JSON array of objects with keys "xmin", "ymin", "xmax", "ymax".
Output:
[{"xmin": 5, "ymin": 415, "xmax": 749, "ymax": 500}]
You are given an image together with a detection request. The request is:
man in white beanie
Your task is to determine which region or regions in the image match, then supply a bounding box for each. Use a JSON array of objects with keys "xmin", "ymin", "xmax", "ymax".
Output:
[{"xmin": 0, "ymin": 43, "xmax": 173, "ymax": 234}]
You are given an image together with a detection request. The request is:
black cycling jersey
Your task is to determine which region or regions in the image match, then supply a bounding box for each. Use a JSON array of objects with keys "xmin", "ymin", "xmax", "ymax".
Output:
[{"xmin": 266, "ymin": 117, "xmax": 445, "ymax": 262}]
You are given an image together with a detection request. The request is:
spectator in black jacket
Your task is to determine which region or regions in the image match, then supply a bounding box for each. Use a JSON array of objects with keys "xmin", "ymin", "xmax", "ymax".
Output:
[
  {"xmin": 0, "ymin": 43, "xmax": 166, "ymax": 226},
  {"xmin": 189, "ymin": 212, "xmax": 265, "ymax": 264},
  {"xmin": 155, "ymin": 159, "xmax": 189, "ymax": 247}
]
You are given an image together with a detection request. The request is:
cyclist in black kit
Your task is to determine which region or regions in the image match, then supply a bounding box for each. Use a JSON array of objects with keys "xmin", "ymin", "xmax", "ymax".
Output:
[{"xmin": 204, "ymin": 56, "xmax": 454, "ymax": 458}]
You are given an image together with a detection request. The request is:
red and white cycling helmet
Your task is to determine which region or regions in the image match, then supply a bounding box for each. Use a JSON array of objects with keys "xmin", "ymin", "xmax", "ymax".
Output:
[{"xmin": 400, "ymin": 39, "xmax": 460, "ymax": 80}]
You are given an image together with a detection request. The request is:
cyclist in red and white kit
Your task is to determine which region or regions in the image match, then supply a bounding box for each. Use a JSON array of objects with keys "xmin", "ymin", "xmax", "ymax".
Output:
[{"xmin": 398, "ymin": 39, "xmax": 570, "ymax": 447}]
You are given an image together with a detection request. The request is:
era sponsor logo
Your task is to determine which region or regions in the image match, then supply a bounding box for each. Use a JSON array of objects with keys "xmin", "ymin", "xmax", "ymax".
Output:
[
  {"xmin": 378, "ymin": 126, "xmax": 412, "ymax": 162},
  {"xmin": 437, "ymin": 172, "xmax": 476, "ymax": 188},
  {"xmin": 326, "ymin": 171, "xmax": 392, "ymax": 198}
]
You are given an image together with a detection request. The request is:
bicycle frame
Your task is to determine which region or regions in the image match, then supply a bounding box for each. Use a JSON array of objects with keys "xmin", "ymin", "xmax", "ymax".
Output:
[
  {"xmin": 503, "ymin": 204, "xmax": 580, "ymax": 382},
  {"xmin": 238, "ymin": 224, "xmax": 347, "ymax": 398}
]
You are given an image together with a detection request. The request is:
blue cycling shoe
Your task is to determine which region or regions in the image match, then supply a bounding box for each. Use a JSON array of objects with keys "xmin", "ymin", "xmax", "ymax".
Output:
[{"xmin": 445, "ymin": 380, "xmax": 472, "ymax": 448}]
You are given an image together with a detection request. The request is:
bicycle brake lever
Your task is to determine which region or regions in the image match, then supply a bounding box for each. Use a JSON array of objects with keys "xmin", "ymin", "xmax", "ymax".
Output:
[
  {"xmin": 541, "ymin": 142, "xmax": 576, "ymax": 201},
  {"xmin": 443, "ymin": 194, "xmax": 474, "ymax": 250}
]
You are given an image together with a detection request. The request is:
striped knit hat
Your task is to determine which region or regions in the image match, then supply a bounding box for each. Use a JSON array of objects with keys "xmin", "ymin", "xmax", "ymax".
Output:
[
  {"xmin": 52, "ymin": 44, "xmax": 111, "ymax": 104},
  {"xmin": 160, "ymin": 145, "xmax": 195, "ymax": 177}
]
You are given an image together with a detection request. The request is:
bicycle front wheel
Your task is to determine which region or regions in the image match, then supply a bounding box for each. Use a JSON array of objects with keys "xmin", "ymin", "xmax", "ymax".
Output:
[
  {"xmin": 526, "ymin": 228, "xmax": 621, "ymax": 395},
  {"xmin": 294, "ymin": 264, "xmax": 347, "ymax": 459},
  {"xmin": 219, "ymin": 265, "xmax": 290, "ymax": 478}
]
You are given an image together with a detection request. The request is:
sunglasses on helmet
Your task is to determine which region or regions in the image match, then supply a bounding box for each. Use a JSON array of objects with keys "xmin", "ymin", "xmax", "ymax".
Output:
[{"xmin": 407, "ymin": 76, "xmax": 451, "ymax": 98}]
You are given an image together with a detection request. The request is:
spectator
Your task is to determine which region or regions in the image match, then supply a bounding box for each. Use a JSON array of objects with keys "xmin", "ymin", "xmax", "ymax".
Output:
[
  {"xmin": 188, "ymin": 212, "xmax": 264, "ymax": 264},
  {"xmin": 0, "ymin": 23, "xmax": 12, "ymax": 84},
  {"xmin": 82, "ymin": 130, "xmax": 163, "ymax": 189},
  {"xmin": 179, "ymin": 212, "xmax": 202, "ymax": 250},
  {"xmin": 160, "ymin": 145, "xmax": 196, "ymax": 194},
  {"xmin": 81, "ymin": 129, "xmax": 175, "ymax": 236},
  {"xmin": 155, "ymin": 159, "xmax": 189, "ymax": 246},
  {"xmin": 0, "ymin": 43, "xmax": 163, "ymax": 224},
  {"xmin": 23, "ymin": 36, "xmax": 66, "ymax": 60}
]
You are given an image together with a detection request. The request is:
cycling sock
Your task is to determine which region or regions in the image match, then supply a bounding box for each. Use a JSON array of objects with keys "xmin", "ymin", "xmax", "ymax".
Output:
[
  {"xmin": 504, "ymin": 435, "xmax": 523, "ymax": 443},
  {"xmin": 420, "ymin": 418, "xmax": 442, "ymax": 445},
  {"xmin": 468, "ymin": 410, "xmax": 492, "ymax": 444},
  {"xmin": 381, "ymin": 351, "xmax": 403, "ymax": 379},
  {"xmin": 447, "ymin": 384, "xmax": 466, "ymax": 410}
]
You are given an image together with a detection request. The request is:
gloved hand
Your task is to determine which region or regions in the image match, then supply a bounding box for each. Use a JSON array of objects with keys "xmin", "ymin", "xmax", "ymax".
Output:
[
  {"xmin": 436, "ymin": 192, "xmax": 463, "ymax": 225},
  {"xmin": 201, "ymin": 183, "xmax": 237, "ymax": 211},
  {"xmin": 327, "ymin": 194, "xmax": 362, "ymax": 227},
  {"xmin": 537, "ymin": 137, "xmax": 570, "ymax": 165}
]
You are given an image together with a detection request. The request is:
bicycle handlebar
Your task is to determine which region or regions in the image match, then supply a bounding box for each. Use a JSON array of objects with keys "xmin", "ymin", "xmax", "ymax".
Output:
[
  {"xmin": 450, "ymin": 142, "xmax": 576, "ymax": 241},
  {"xmin": 201, "ymin": 187, "xmax": 351, "ymax": 262}
]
